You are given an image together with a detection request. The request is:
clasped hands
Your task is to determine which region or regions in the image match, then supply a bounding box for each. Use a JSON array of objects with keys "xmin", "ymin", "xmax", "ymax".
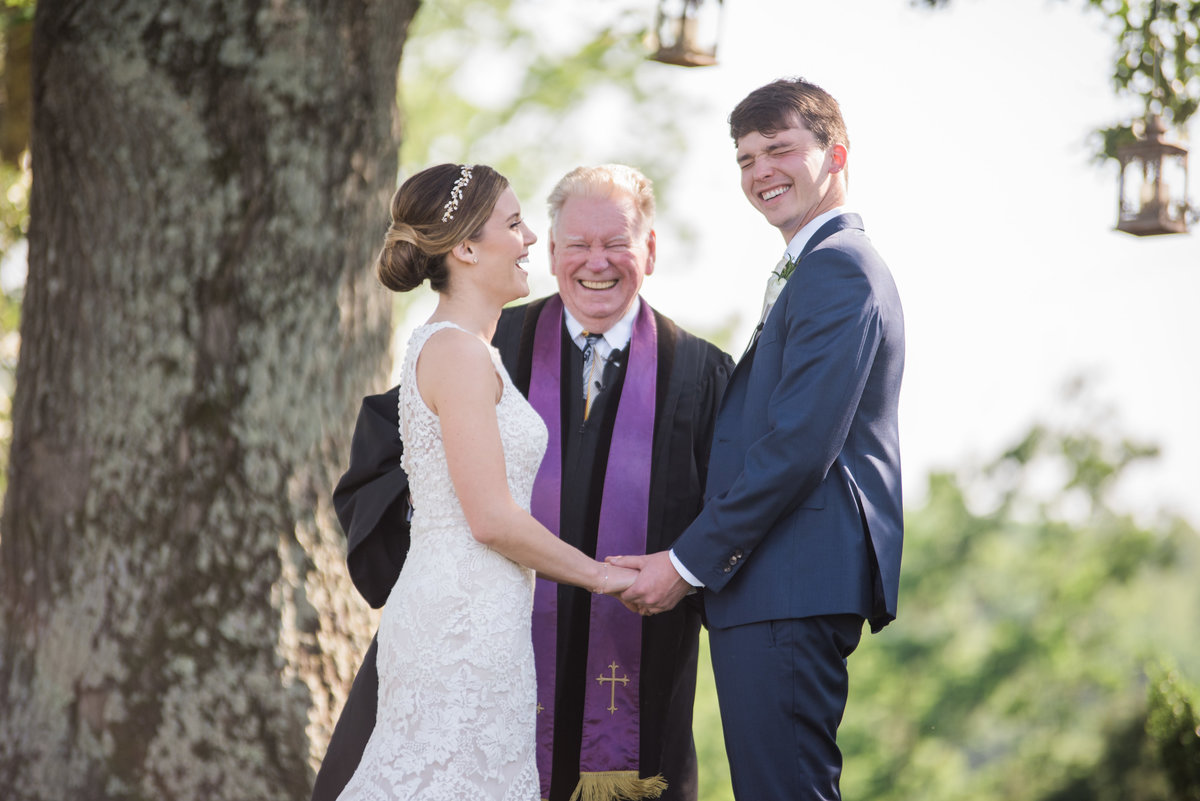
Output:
[{"xmin": 597, "ymin": 551, "xmax": 691, "ymax": 617}]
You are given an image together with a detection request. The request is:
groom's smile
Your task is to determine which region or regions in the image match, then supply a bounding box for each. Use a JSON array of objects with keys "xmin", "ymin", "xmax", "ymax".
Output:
[{"xmin": 761, "ymin": 185, "xmax": 791, "ymax": 202}]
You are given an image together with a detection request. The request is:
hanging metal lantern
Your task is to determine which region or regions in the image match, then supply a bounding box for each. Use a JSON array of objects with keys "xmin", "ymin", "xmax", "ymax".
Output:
[
  {"xmin": 649, "ymin": 0, "xmax": 723, "ymax": 67},
  {"xmin": 1115, "ymin": 115, "xmax": 1190, "ymax": 236}
]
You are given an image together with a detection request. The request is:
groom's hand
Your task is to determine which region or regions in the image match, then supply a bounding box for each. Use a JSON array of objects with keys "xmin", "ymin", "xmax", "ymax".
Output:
[{"xmin": 608, "ymin": 551, "xmax": 690, "ymax": 616}]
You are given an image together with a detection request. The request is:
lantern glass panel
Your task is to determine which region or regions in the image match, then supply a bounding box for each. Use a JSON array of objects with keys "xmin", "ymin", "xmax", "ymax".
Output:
[
  {"xmin": 1119, "ymin": 156, "xmax": 1160, "ymax": 219},
  {"xmin": 1161, "ymin": 150, "xmax": 1189, "ymax": 222}
]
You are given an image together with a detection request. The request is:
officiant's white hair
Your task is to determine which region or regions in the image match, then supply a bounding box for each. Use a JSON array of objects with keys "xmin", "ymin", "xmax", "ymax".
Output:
[{"xmin": 547, "ymin": 164, "xmax": 656, "ymax": 238}]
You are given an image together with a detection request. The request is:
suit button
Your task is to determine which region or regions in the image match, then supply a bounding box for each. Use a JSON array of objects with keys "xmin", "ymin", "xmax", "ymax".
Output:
[
  {"xmin": 723, "ymin": 566, "xmax": 732, "ymax": 573},
  {"xmin": 728, "ymin": 556, "xmax": 737, "ymax": 565}
]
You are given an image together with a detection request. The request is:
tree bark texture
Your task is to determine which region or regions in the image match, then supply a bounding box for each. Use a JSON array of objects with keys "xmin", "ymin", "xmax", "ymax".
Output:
[{"xmin": 0, "ymin": 1, "xmax": 417, "ymax": 798}]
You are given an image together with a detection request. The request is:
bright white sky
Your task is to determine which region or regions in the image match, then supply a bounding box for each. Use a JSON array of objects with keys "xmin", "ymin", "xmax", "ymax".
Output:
[{"xmin": 401, "ymin": 0, "xmax": 1200, "ymax": 525}]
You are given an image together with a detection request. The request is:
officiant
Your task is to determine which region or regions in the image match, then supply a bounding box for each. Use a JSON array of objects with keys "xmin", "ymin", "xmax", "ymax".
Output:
[{"xmin": 313, "ymin": 164, "xmax": 732, "ymax": 801}]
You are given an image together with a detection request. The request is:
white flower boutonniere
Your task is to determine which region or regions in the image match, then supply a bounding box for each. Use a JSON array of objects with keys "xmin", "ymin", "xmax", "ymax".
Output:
[{"xmin": 763, "ymin": 255, "xmax": 797, "ymax": 307}]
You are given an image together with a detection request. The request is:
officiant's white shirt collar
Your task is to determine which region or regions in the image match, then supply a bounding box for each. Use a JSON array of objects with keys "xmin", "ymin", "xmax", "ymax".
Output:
[
  {"xmin": 783, "ymin": 206, "xmax": 849, "ymax": 262},
  {"xmin": 563, "ymin": 297, "xmax": 640, "ymax": 352}
]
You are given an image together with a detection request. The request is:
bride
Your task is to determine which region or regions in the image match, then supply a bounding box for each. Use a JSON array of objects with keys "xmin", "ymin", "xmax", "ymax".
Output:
[{"xmin": 334, "ymin": 164, "xmax": 638, "ymax": 801}]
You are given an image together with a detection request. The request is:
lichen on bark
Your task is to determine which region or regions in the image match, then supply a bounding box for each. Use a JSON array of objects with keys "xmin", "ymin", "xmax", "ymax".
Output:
[{"xmin": 0, "ymin": 1, "xmax": 417, "ymax": 798}]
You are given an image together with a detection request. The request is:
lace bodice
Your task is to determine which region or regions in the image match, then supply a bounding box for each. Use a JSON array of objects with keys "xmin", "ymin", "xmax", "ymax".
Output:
[
  {"xmin": 398, "ymin": 323, "xmax": 548, "ymax": 536},
  {"xmin": 336, "ymin": 322, "xmax": 548, "ymax": 801}
]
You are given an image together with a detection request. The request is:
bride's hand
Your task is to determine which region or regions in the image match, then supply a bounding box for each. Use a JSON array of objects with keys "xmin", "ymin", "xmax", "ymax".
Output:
[{"xmin": 595, "ymin": 562, "xmax": 638, "ymax": 596}]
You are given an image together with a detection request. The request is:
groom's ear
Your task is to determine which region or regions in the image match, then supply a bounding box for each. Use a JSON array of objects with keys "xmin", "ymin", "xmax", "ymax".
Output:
[{"xmin": 828, "ymin": 144, "xmax": 848, "ymax": 174}]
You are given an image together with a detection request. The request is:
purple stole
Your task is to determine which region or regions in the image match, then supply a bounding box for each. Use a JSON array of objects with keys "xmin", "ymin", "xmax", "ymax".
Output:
[{"xmin": 529, "ymin": 295, "xmax": 664, "ymax": 801}]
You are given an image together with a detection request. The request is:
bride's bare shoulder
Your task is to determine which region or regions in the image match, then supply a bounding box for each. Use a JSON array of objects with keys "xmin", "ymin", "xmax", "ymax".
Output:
[{"xmin": 416, "ymin": 326, "xmax": 495, "ymax": 409}]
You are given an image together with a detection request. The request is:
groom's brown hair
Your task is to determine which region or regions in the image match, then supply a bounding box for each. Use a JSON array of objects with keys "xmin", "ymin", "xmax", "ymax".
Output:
[{"xmin": 729, "ymin": 77, "xmax": 849, "ymax": 152}]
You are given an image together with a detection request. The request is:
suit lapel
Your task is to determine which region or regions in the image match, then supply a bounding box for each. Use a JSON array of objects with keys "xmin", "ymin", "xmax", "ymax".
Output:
[{"xmin": 728, "ymin": 213, "xmax": 867, "ymax": 403}]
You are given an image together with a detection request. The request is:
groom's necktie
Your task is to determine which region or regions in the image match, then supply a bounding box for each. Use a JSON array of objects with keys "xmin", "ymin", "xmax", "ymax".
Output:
[{"xmin": 744, "ymin": 252, "xmax": 793, "ymax": 358}]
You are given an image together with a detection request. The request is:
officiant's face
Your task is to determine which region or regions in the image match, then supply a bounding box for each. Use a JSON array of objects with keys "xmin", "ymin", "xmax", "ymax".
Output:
[{"xmin": 549, "ymin": 192, "xmax": 656, "ymax": 333}]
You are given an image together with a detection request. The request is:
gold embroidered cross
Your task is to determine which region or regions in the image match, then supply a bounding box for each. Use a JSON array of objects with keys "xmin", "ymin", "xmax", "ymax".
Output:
[
  {"xmin": 596, "ymin": 661, "xmax": 630, "ymax": 714},
  {"xmin": 536, "ymin": 701, "xmax": 544, "ymax": 715}
]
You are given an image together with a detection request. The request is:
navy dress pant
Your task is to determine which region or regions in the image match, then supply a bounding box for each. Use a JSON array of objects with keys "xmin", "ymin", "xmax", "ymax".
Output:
[{"xmin": 708, "ymin": 614, "xmax": 863, "ymax": 801}]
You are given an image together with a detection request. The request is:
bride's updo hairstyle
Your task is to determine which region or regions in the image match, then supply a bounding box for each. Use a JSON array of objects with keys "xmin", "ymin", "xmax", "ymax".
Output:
[{"xmin": 377, "ymin": 163, "xmax": 509, "ymax": 293}]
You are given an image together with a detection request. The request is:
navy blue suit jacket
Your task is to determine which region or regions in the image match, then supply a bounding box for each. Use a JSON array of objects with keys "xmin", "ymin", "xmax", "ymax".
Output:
[{"xmin": 673, "ymin": 214, "xmax": 904, "ymax": 633}]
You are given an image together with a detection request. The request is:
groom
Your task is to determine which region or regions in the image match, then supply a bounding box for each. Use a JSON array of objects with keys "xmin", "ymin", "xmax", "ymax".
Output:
[
  {"xmin": 615, "ymin": 78, "xmax": 905, "ymax": 800},
  {"xmin": 313, "ymin": 164, "xmax": 732, "ymax": 801}
]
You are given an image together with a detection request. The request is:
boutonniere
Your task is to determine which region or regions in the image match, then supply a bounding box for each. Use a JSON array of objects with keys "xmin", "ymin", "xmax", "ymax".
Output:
[
  {"xmin": 775, "ymin": 255, "xmax": 798, "ymax": 282},
  {"xmin": 763, "ymin": 256, "xmax": 797, "ymax": 307}
]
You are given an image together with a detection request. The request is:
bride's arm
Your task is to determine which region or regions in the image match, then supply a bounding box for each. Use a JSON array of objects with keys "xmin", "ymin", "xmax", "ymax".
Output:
[{"xmin": 418, "ymin": 328, "xmax": 636, "ymax": 595}]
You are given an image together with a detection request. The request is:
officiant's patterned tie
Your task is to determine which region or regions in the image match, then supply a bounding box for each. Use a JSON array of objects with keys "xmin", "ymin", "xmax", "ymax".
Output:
[{"xmin": 580, "ymin": 332, "xmax": 604, "ymax": 419}]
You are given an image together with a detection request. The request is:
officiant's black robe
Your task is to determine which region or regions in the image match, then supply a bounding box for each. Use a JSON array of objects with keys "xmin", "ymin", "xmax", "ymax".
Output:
[{"xmin": 311, "ymin": 296, "xmax": 732, "ymax": 801}]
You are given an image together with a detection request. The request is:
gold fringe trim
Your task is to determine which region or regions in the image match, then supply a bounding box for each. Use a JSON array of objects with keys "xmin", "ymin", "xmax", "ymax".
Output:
[{"xmin": 567, "ymin": 770, "xmax": 667, "ymax": 801}]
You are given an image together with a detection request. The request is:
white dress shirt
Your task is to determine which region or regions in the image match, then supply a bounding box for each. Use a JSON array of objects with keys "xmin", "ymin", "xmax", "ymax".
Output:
[{"xmin": 563, "ymin": 298, "xmax": 639, "ymax": 356}]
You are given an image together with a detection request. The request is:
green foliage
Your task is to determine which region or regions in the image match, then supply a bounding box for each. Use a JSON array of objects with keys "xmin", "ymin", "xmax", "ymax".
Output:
[
  {"xmin": 690, "ymin": 396, "xmax": 1200, "ymax": 801},
  {"xmin": 1090, "ymin": 0, "xmax": 1200, "ymax": 122},
  {"xmin": 0, "ymin": 1, "xmax": 34, "ymax": 27},
  {"xmin": 0, "ymin": 157, "xmax": 28, "ymax": 253},
  {"xmin": 1085, "ymin": 0, "xmax": 1200, "ymax": 158},
  {"xmin": 918, "ymin": 0, "xmax": 1199, "ymax": 158},
  {"xmin": 1039, "ymin": 709, "xmax": 1173, "ymax": 801},
  {"xmin": 0, "ymin": 284, "xmax": 17, "ymax": 496},
  {"xmin": 1094, "ymin": 122, "xmax": 1143, "ymax": 165},
  {"xmin": 398, "ymin": 0, "xmax": 697, "ymax": 199},
  {"xmin": 1036, "ymin": 663, "xmax": 1200, "ymax": 801},
  {"xmin": 687, "ymin": 383, "xmax": 1200, "ymax": 801},
  {"xmin": 0, "ymin": 28, "xmax": 29, "ymax": 495},
  {"xmin": 830, "ymin": 407, "xmax": 1200, "ymax": 801},
  {"xmin": 0, "ymin": 258, "xmax": 18, "ymax": 493},
  {"xmin": 1147, "ymin": 663, "xmax": 1200, "ymax": 799},
  {"xmin": 693, "ymin": 629, "xmax": 734, "ymax": 801},
  {"xmin": 391, "ymin": 0, "xmax": 704, "ymax": 324}
]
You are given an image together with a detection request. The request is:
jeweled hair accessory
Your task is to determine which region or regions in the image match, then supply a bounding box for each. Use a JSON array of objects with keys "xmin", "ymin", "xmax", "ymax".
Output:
[{"xmin": 441, "ymin": 164, "xmax": 474, "ymax": 222}]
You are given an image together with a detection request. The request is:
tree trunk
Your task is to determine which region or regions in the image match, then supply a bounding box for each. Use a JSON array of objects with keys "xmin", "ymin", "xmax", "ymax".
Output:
[{"xmin": 0, "ymin": 1, "xmax": 417, "ymax": 798}]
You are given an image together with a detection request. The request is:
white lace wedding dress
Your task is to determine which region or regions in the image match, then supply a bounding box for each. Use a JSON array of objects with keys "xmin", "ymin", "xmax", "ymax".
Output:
[{"xmin": 337, "ymin": 322, "xmax": 547, "ymax": 801}]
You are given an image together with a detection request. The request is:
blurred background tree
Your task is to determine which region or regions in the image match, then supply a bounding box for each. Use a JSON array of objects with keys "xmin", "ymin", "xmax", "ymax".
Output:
[
  {"xmin": 689, "ymin": 382, "xmax": 1200, "ymax": 801},
  {"xmin": 398, "ymin": 0, "xmax": 693, "ymax": 186},
  {"xmin": 1079, "ymin": 0, "xmax": 1198, "ymax": 160},
  {"xmin": 1146, "ymin": 663, "xmax": 1200, "ymax": 801},
  {"xmin": 918, "ymin": 0, "xmax": 1200, "ymax": 159},
  {"xmin": 834, "ymin": 382, "xmax": 1200, "ymax": 801},
  {"xmin": 388, "ymin": 0, "xmax": 699, "ymax": 326},
  {"xmin": 0, "ymin": 0, "xmax": 33, "ymax": 496}
]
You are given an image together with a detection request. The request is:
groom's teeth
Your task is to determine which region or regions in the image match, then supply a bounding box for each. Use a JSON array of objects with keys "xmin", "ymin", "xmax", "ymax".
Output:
[
  {"xmin": 761, "ymin": 186, "xmax": 789, "ymax": 201},
  {"xmin": 581, "ymin": 279, "xmax": 618, "ymax": 290}
]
